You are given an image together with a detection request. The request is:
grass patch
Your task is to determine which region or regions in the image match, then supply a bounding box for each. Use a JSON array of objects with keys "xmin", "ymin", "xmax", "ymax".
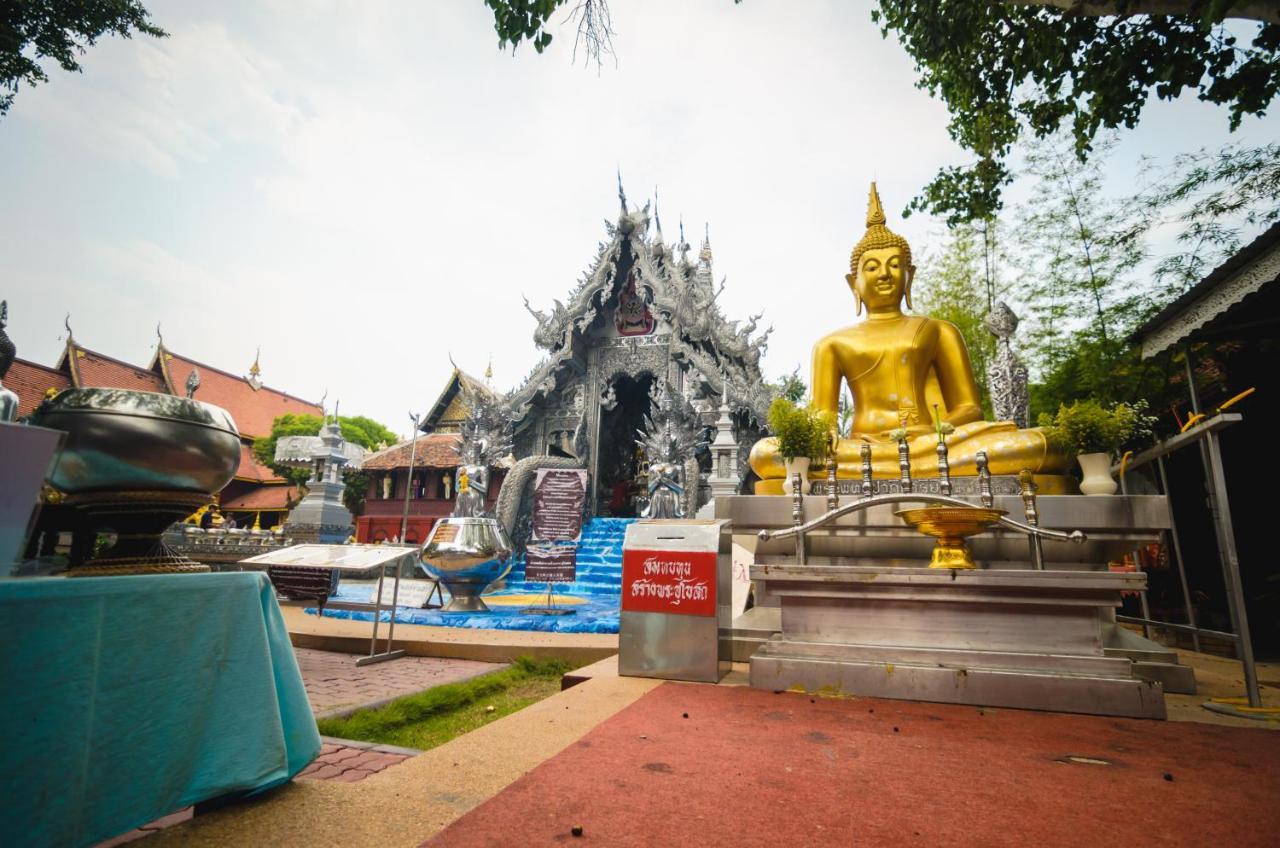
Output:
[{"xmin": 316, "ymin": 656, "xmax": 578, "ymax": 751}]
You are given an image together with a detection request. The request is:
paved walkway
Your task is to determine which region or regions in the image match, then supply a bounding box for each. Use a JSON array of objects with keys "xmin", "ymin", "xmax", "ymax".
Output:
[
  {"xmin": 427, "ymin": 681, "xmax": 1280, "ymax": 847},
  {"xmin": 295, "ymin": 647, "xmax": 500, "ymax": 717},
  {"xmin": 297, "ymin": 738, "xmax": 416, "ymax": 783},
  {"xmin": 95, "ymin": 649, "xmax": 501, "ymax": 846}
]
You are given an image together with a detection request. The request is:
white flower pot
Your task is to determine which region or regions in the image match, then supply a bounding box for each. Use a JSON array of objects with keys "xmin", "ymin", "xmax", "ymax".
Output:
[
  {"xmin": 782, "ymin": 457, "xmax": 811, "ymax": 495},
  {"xmin": 1077, "ymin": 452, "xmax": 1118, "ymax": 496}
]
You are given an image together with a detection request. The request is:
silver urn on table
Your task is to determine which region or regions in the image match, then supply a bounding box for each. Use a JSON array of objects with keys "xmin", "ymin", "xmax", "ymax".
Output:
[
  {"xmin": 29, "ymin": 387, "xmax": 241, "ymax": 575},
  {"xmin": 418, "ymin": 517, "xmax": 513, "ymax": 613}
]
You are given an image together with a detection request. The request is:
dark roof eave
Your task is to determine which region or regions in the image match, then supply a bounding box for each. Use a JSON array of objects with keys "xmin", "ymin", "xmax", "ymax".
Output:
[{"xmin": 1131, "ymin": 222, "xmax": 1280, "ymax": 353}]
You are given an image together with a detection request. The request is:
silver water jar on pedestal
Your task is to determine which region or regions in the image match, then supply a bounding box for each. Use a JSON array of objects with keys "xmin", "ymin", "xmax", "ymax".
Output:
[{"xmin": 418, "ymin": 517, "xmax": 513, "ymax": 612}]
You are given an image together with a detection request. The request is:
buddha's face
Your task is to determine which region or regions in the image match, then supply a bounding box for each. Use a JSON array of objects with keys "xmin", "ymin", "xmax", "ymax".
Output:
[{"xmin": 847, "ymin": 246, "xmax": 911, "ymax": 313}]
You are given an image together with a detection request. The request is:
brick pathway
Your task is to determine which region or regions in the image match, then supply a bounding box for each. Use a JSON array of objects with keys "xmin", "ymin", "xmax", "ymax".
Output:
[
  {"xmin": 297, "ymin": 738, "xmax": 415, "ymax": 783},
  {"xmin": 95, "ymin": 810, "xmax": 193, "ymax": 847},
  {"xmin": 295, "ymin": 647, "xmax": 501, "ymax": 717},
  {"xmin": 95, "ymin": 649, "xmax": 503, "ymax": 845}
]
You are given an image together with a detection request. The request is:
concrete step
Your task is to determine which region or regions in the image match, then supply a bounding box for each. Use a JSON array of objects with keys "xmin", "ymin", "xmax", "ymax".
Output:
[{"xmin": 1125, "ymin": 660, "xmax": 1198, "ymax": 695}]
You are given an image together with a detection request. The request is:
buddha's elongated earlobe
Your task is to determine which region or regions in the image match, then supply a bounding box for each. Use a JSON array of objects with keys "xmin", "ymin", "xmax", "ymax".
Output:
[
  {"xmin": 904, "ymin": 265, "xmax": 914, "ymax": 311},
  {"xmin": 846, "ymin": 272, "xmax": 862, "ymax": 316}
]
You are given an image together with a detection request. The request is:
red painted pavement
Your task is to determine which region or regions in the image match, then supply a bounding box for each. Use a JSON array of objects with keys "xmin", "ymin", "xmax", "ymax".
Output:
[{"xmin": 426, "ymin": 683, "xmax": 1280, "ymax": 847}]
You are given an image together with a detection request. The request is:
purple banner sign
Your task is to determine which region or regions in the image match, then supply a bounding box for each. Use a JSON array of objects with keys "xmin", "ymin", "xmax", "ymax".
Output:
[{"xmin": 531, "ymin": 469, "xmax": 588, "ymax": 542}]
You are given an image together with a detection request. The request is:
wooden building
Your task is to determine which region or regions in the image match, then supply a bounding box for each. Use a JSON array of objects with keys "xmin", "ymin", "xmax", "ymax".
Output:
[{"xmin": 354, "ymin": 368, "xmax": 508, "ymax": 543}]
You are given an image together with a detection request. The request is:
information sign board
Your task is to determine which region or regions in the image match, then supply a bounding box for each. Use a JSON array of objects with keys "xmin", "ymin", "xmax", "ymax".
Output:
[
  {"xmin": 367, "ymin": 578, "xmax": 440, "ymax": 609},
  {"xmin": 525, "ymin": 544, "xmax": 578, "ymax": 584},
  {"xmin": 531, "ymin": 469, "xmax": 588, "ymax": 542}
]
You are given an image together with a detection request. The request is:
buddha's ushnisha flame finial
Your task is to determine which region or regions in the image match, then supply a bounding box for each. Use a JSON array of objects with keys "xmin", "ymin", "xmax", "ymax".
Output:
[
  {"xmin": 850, "ymin": 182, "xmax": 914, "ymax": 274},
  {"xmin": 866, "ymin": 181, "xmax": 887, "ymax": 227}
]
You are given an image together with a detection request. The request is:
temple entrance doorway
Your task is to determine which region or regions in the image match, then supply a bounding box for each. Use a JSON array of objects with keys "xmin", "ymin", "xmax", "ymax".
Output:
[{"xmin": 595, "ymin": 373, "xmax": 655, "ymax": 517}]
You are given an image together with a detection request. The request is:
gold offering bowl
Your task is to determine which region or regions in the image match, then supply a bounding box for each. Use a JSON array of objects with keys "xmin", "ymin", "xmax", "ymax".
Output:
[{"xmin": 895, "ymin": 506, "xmax": 1008, "ymax": 570}]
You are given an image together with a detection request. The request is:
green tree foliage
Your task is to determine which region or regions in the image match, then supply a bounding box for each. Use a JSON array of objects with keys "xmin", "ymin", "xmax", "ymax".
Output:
[
  {"xmin": 1002, "ymin": 133, "xmax": 1276, "ymax": 423},
  {"xmin": 1, "ymin": 1, "xmax": 166, "ymax": 117},
  {"xmin": 485, "ymin": 0, "xmax": 557, "ymax": 55},
  {"xmin": 872, "ymin": 1, "xmax": 1280, "ymax": 223},
  {"xmin": 1038, "ymin": 398, "xmax": 1157, "ymax": 457},
  {"xmin": 252, "ymin": 414, "xmax": 397, "ymax": 516},
  {"xmin": 766, "ymin": 398, "xmax": 832, "ymax": 462},
  {"xmin": 914, "ymin": 223, "xmax": 999, "ymax": 414},
  {"xmin": 1128, "ymin": 142, "xmax": 1280, "ymax": 291},
  {"xmin": 770, "ymin": 367, "xmax": 806, "ymax": 404},
  {"xmin": 1014, "ymin": 135, "xmax": 1154, "ymax": 372}
]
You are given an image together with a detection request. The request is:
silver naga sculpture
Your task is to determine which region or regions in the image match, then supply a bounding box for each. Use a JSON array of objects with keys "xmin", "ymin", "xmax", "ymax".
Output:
[
  {"xmin": 453, "ymin": 385, "xmax": 514, "ymax": 518},
  {"xmin": 984, "ymin": 301, "xmax": 1030, "ymax": 429},
  {"xmin": 636, "ymin": 380, "xmax": 709, "ymax": 519}
]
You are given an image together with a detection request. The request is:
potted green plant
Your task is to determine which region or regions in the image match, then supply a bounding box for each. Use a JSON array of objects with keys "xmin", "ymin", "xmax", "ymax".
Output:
[
  {"xmin": 768, "ymin": 399, "xmax": 833, "ymax": 495},
  {"xmin": 1038, "ymin": 400, "xmax": 1156, "ymax": 495}
]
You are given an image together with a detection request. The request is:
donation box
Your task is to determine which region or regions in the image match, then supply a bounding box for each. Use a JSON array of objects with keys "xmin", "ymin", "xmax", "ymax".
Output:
[{"xmin": 619, "ymin": 519, "xmax": 729, "ymax": 683}]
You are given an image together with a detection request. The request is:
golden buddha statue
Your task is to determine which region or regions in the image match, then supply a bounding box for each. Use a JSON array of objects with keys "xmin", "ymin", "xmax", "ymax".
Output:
[{"xmin": 749, "ymin": 184, "xmax": 1070, "ymax": 493}]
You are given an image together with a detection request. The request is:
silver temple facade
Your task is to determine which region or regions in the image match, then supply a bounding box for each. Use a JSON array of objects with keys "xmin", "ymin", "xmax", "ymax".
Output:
[{"xmin": 506, "ymin": 184, "xmax": 772, "ymax": 515}]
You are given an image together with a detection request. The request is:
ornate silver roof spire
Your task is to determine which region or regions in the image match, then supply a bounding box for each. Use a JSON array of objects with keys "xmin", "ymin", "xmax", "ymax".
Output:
[
  {"xmin": 652, "ymin": 187, "xmax": 664, "ymax": 244},
  {"xmin": 694, "ymin": 223, "xmax": 715, "ymax": 291},
  {"xmin": 617, "ymin": 167, "xmax": 627, "ymax": 213}
]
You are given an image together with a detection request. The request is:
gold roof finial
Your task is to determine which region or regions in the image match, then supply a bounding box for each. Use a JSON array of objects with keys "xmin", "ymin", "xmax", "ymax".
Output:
[
  {"xmin": 246, "ymin": 346, "xmax": 263, "ymax": 390},
  {"xmin": 484, "ymin": 355, "xmax": 493, "ymax": 382},
  {"xmin": 850, "ymin": 182, "xmax": 913, "ymax": 273}
]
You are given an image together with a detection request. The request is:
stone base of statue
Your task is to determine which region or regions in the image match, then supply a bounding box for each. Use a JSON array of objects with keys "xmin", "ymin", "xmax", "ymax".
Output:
[
  {"xmin": 281, "ymin": 480, "xmax": 353, "ymax": 544},
  {"xmin": 281, "ymin": 522, "xmax": 354, "ymax": 545},
  {"xmin": 715, "ymin": 494, "xmax": 1186, "ymax": 720},
  {"xmin": 749, "ymin": 565, "xmax": 1164, "ymax": 719}
]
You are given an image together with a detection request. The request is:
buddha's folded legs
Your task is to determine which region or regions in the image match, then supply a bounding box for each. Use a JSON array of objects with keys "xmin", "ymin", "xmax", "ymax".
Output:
[{"xmin": 750, "ymin": 420, "xmax": 1071, "ymax": 481}]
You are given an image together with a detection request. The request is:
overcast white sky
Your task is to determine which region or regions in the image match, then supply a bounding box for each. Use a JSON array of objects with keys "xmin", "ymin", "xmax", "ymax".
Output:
[{"xmin": 4, "ymin": 0, "xmax": 1276, "ymax": 437}]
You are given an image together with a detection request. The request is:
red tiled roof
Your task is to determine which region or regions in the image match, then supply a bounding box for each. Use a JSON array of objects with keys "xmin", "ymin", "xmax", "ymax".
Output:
[
  {"xmin": 363, "ymin": 434, "xmax": 463, "ymax": 470},
  {"xmin": 156, "ymin": 350, "xmax": 321, "ymax": 439},
  {"xmin": 6, "ymin": 358, "xmax": 72, "ymax": 418},
  {"xmin": 221, "ymin": 483, "xmax": 298, "ymax": 511},
  {"xmin": 235, "ymin": 442, "xmax": 285, "ymax": 483},
  {"xmin": 65, "ymin": 343, "xmax": 167, "ymax": 393}
]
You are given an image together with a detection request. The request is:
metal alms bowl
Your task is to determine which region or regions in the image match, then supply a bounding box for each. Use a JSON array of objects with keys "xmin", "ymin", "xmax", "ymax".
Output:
[
  {"xmin": 30, "ymin": 388, "xmax": 241, "ymax": 494},
  {"xmin": 896, "ymin": 505, "xmax": 1008, "ymax": 570},
  {"xmin": 418, "ymin": 516, "xmax": 514, "ymax": 613}
]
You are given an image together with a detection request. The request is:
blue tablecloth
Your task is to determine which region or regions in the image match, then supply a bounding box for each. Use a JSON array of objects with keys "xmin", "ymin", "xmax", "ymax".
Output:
[{"xmin": 0, "ymin": 572, "xmax": 321, "ymax": 847}]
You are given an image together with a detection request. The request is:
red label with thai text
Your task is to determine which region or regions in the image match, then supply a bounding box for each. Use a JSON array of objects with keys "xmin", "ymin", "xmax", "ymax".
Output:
[{"xmin": 621, "ymin": 548, "xmax": 716, "ymax": 617}]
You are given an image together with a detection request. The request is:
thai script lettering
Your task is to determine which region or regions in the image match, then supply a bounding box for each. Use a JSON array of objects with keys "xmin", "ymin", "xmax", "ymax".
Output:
[
  {"xmin": 642, "ymin": 556, "xmax": 694, "ymax": 579},
  {"xmin": 628, "ymin": 578, "xmax": 709, "ymax": 606}
]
